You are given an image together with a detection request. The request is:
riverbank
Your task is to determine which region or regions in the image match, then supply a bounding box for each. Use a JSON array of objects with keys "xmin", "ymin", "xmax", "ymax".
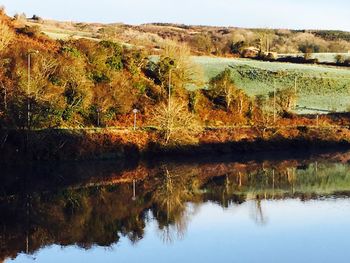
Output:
[{"xmin": 1, "ymin": 125, "xmax": 350, "ymax": 163}]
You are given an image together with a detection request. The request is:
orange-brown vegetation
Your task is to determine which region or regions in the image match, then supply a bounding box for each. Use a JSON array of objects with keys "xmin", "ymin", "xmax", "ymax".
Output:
[{"xmin": 0, "ymin": 10, "xmax": 350, "ymax": 161}]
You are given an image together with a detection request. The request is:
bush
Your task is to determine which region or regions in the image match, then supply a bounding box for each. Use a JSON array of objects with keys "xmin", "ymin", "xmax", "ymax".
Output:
[
  {"xmin": 299, "ymin": 43, "xmax": 320, "ymax": 53},
  {"xmin": 335, "ymin": 54, "xmax": 346, "ymax": 64},
  {"xmin": 31, "ymin": 14, "xmax": 43, "ymax": 22},
  {"xmin": 297, "ymin": 126, "xmax": 309, "ymax": 134},
  {"xmin": 14, "ymin": 13, "xmax": 26, "ymax": 21},
  {"xmin": 16, "ymin": 25, "xmax": 41, "ymax": 38}
]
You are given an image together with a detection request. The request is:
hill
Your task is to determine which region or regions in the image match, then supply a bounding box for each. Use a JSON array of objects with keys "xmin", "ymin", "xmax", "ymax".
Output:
[
  {"xmin": 16, "ymin": 15, "xmax": 350, "ymax": 113},
  {"xmin": 19, "ymin": 16, "xmax": 350, "ymax": 56},
  {"xmin": 2, "ymin": 8, "xmax": 350, "ymax": 135}
]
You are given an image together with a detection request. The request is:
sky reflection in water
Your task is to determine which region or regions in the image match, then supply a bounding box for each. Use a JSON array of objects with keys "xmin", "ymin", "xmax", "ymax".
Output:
[{"xmin": 8, "ymin": 198, "xmax": 350, "ymax": 263}]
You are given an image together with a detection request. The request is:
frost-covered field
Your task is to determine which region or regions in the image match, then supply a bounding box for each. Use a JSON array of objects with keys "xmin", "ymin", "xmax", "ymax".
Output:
[
  {"xmin": 278, "ymin": 53, "xmax": 350, "ymax": 63},
  {"xmin": 192, "ymin": 56, "xmax": 350, "ymax": 113}
]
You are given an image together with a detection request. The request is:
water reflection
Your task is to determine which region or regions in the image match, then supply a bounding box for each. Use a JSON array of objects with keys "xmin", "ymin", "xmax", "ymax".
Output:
[{"xmin": 2, "ymin": 152, "xmax": 350, "ymax": 262}]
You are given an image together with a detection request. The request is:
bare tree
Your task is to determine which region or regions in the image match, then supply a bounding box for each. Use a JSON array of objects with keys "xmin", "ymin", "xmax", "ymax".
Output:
[
  {"xmin": 269, "ymin": 87, "xmax": 297, "ymax": 114},
  {"xmin": 0, "ymin": 22, "xmax": 14, "ymax": 53},
  {"xmin": 152, "ymin": 166, "xmax": 194, "ymax": 243},
  {"xmin": 151, "ymin": 100, "xmax": 203, "ymax": 145},
  {"xmin": 155, "ymin": 40, "xmax": 204, "ymax": 100},
  {"xmin": 253, "ymin": 95, "xmax": 276, "ymax": 138},
  {"xmin": 250, "ymin": 198, "xmax": 267, "ymax": 226},
  {"xmin": 26, "ymin": 55, "xmax": 59, "ymax": 101}
]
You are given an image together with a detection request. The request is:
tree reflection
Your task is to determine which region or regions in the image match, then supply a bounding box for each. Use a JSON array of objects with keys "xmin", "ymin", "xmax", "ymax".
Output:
[
  {"xmin": 2, "ymin": 158, "xmax": 350, "ymax": 260},
  {"xmin": 151, "ymin": 166, "xmax": 195, "ymax": 243},
  {"xmin": 250, "ymin": 198, "xmax": 267, "ymax": 226}
]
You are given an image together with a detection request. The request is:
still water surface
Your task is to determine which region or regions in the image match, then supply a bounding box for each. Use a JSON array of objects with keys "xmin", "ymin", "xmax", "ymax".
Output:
[{"xmin": 2, "ymin": 152, "xmax": 350, "ymax": 262}]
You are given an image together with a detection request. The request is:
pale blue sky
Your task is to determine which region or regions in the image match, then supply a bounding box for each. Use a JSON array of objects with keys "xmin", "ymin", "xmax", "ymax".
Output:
[{"xmin": 1, "ymin": 0, "xmax": 349, "ymax": 30}]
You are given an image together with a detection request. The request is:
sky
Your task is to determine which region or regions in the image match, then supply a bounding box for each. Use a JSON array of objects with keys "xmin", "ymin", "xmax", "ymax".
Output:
[{"xmin": 1, "ymin": 0, "xmax": 350, "ymax": 31}]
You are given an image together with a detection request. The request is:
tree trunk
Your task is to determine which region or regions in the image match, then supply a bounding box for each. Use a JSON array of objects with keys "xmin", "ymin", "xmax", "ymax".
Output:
[
  {"xmin": 226, "ymin": 94, "xmax": 232, "ymax": 111},
  {"xmin": 239, "ymin": 97, "xmax": 243, "ymax": 114},
  {"xmin": 97, "ymin": 109, "xmax": 100, "ymax": 127}
]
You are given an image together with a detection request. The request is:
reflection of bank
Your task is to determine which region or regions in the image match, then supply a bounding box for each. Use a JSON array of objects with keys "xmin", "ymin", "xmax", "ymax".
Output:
[{"xmin": 2, "ymin": 157, "xmax": 350, "ymax": 259}]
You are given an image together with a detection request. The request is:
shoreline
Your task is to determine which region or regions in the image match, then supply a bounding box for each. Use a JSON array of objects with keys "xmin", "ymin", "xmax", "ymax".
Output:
[
  {"xmin": 1, "ymin": 126, "xmax": 350, "ymax": 163},
  {"xmin": 1, "ymin": 146, "xmax": 350, "ymax": 197}
]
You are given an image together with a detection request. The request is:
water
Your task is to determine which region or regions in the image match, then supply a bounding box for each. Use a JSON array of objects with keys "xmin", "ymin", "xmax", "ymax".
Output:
[{"xmin": 2, "ymin": 152, "xmax": 350, "ymax": 263}]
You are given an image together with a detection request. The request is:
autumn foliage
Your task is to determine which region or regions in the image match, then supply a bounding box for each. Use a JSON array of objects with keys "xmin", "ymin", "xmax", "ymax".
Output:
[{"xmin": 0, "ymin": 10, "xmax": 350, "ymax": 153}]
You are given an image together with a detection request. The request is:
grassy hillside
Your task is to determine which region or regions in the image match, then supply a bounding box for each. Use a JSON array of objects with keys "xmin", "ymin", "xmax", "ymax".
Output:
[{"xmin": 194, "ymin": 56, "xmax": 350, "ymax": 113}]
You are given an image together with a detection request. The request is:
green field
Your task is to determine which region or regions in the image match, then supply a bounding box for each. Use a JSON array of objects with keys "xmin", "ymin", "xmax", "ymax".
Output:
[
  {"xmin": 278, "ymin": 53, "xmax": 350, "ymax": 63},
  {"xmin": 193, "ymin": 56, "xmax": 350, "ymax": 113}
]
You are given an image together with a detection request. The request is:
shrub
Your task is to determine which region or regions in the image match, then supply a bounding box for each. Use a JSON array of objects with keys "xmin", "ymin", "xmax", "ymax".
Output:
[
  {"xmin": 16, "ymin": 25, "xmax": 41, "ymax": 38},
  {"xmin": 150, "ymin": 100, "xmax": 203, "ymax": 145},
  {"xmin": 335, "ymin": 54, "xmax": 346, "ymax": 64},
  {"xmin": 297, "ymin": 126, "xmax": 308, "ymax": 134},
  {"xmin": 0, "ymin": 22, "xmax": 14, "ymax": 53},
  {"xmin": 31, "ymin": 15, "xmax": 43, "ymax": 22}
]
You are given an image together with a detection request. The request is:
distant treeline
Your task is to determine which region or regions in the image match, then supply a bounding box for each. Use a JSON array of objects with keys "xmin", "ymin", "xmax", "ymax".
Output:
[
  {"xmin": 132, "ymin": 24, "xmax": 350, "ymax": 56},
  {"xmin": 15, "ymin": 11, "xmax": 350, "ymax": 57}
]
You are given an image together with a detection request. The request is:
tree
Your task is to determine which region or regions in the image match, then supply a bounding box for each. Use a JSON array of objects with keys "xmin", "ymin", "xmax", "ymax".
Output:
[
  {"xmin": 11, "ymin": 52, "xmax": 67, "ymax": 128},
  {"xmin": 193, "ymin": 34, "xmax": 212, "ymax": 54},
  {"xmin": 252, "ymin": 95, "xmax": 275, "ymax": 138},
  {"xmin": 31, "ymin": 15, "xmax": 43, "ymax": 23},
  {"xmin": 208, "ymin": 68, "xmax": 242, "ymax": 111},
  {"xmin": 99, "ymin": 40, "xmax": 123, "ymax": 71},
  {"xmin": 299, "ymin": 43, "xmax": 320, "ymax": 54},
  {"xmin": 110, "ymin": 72, "xmax": 139, "ymax": 114},
  {"xmin": 122, "ymin": 47, "xmax": 148, "ymax": 76},
  {"xmin": 72, "ymin": 39, "xmax": 123, "ymax": 84},
  {"xmin": 269, "ymin": 87, "xmax": 296, "ymax": 115},
  {"xmin": 0, "ymin": 22, "xmax": 14, "ymax": 53},
  {"xmin": 151, "ymin": 166, "xmax": 193, "ymax": 243},
  {"xmin": 91, "ymin": 72, "xmax": 141, "ymax": 126},
  {"xmin": 335, "ymin": 54, "xmax": 345, "ymax": 64},
  {"xmin": 92, "ymin": 84, "xmax": 114, "ymax": 126},
  {"xmin": 57, "ymin": 52, "xmax": 94, "ymax": 124},
  {"xmin": 230, "ymin": 41, "xmax": 247, "ymax": 54},
  {"xmin": 151, "ymin": 100, "xmax": 202, "ymax": 145},
  {"xmin": 149, "ymin": 40, "xmax": 204, "ymax": 102}
]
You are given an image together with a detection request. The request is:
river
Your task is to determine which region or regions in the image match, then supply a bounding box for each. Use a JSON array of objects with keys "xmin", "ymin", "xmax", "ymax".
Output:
[{"xmin": 2, "ymin": 151, "xmax": 350, "ymax": 262}]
